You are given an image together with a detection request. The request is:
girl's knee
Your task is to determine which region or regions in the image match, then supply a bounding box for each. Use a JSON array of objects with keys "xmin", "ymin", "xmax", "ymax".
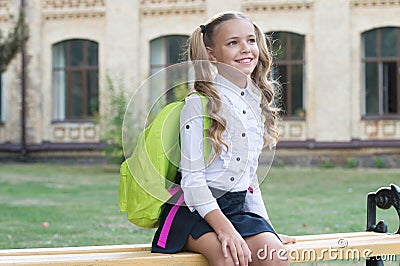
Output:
[
  {"xmin": 246, "ymin": 233, "xmax": 290, "ymax": 265},
  {"xmin": 205, "ymin": 252, "xmax": 235, "ymax": 266},
  {"xmin": 254, "ymin": 245, "xmax": 289, "ymax": 265},
  {"xmin": 186, "ymin": 233, "xmax": 236, "ymax": 266},
  {"xmin": 202, "ymin": 245, "xmax": 236, "ymax": 266}
]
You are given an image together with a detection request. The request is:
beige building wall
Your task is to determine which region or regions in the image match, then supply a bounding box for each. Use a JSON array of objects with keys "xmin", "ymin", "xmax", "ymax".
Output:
[{"xmin": 0, "ymin": 0, "xmax": 399, "ymax": 159}]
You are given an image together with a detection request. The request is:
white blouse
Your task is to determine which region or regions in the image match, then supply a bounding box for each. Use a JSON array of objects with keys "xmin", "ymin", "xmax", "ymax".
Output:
[{"xmin": 179, "ymin": 74, "xmax": 269, "ymax": 220}]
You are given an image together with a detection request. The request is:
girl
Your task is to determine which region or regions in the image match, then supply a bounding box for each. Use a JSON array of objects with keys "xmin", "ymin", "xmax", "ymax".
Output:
[{"xmin": 152, "ymin": 12, "xmax": 296, "ymax": 266}]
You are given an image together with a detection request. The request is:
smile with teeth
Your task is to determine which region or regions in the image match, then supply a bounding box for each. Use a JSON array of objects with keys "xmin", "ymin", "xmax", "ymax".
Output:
[{"xmin": 236, "ymin": 58, "xmax": 252, "ymax": 64}]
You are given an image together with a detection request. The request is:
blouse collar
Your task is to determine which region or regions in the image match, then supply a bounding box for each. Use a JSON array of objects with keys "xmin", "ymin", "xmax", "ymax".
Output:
[{"xmin": 214, "ymin": 74, "xmax": 249, "ymax": 100}]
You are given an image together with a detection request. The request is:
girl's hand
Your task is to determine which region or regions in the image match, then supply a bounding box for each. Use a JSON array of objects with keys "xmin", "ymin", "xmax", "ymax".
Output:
[
  {"xmin": 279, "ymin": 234, "xmax": 297, "ymax": 244},
  {"xmin": 217, "ymin": 229, "xmax": 252, "ymax": 266},
  {"xmin": 205, "ymin": 209, "xmax": 252, "ymax": 265}
]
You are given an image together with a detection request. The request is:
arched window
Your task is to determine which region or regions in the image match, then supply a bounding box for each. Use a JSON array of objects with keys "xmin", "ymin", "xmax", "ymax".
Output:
[
  {"xmin": 363, "ymin": 27, "xmax": 400, "ymax": 116},
  {"xmin": 52, "ymin": 39, "xmax": 99, "ymax": 121},
  {"xmin": 268, "ymin": 31, "xmax": 305, "ymax": 118},
  {"xmin": 150, "ymin": 35, "xmax": 188, "ymax": 105}
]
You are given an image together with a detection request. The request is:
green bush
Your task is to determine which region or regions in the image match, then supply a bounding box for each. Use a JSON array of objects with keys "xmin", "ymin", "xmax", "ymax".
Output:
[
  {"xmin": 373, "ymin": 158, "xmax": 385, "ymax": 168},
  {"xmin": 319, "ymin": 161, "xmax": 335, "ymax": 169},
  {"xmin": 100, "ymin": 76, "xmax": 130, "ymax": 164},
  {"xmin": 345, "ymin": 158, "xmax": 358, "ymax": 169}
]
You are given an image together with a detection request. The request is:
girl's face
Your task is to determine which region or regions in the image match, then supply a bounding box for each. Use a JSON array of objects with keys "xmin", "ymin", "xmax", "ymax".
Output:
[{"xmin": 207, "ymin": 18, "xmax": 259, "ymax": 77}]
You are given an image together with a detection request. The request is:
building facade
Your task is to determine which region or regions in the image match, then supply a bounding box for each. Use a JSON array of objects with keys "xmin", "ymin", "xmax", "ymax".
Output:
[{"xmin": 1, "ymin": 0, "xmax": 400, "ymax": 165}]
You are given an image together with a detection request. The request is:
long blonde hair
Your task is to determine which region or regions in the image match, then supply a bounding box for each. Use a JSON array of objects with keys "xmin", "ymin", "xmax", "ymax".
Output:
[{"xmin": 187, "ymin": 12, "xmax": 279, "ymax": 162}]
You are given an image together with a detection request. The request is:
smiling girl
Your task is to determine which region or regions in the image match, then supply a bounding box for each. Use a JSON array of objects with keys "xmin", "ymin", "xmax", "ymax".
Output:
[{"xmin": 151, "ymin": 12, "xmax": 296, "ymax": 266}]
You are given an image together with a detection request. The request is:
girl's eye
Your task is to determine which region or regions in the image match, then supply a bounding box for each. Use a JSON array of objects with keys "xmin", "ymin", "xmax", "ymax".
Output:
[
  {"xmin": 228, "ymin": 41, "xmax": 237, "ymax": 46},
  {"xmin": 248, "ymin": 38, "xmax": 256, "ymax": 44}
]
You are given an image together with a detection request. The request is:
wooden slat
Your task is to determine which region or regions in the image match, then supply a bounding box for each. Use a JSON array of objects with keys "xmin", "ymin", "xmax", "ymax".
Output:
[
  {"xmin": 285, "ymin": 233, "xmax": 400, "ymax": 262},
  {"xmin": 0, "ymin": 244, "xmax": 150, "ymax": 257},
  {"xmin": 0, "ymin": 252, "xmax": 208, "ymax": 266},
  {"xmin": 0, "ymin": 232, "xmax": 399, "ymax": 265},
  {"xmin": 293, "ymin": 231, "xmax": 379, "ymax": 242}
]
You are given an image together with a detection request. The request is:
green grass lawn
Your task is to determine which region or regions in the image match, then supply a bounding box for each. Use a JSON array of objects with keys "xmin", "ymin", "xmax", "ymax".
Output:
[
  {"xmin": 0, "ymin": 163, "xmax": 154, "ymax": 249},
  {"xmin": 0, "ymin": 163, "xmax": 399, "ymax": 265},
  {"xmin": 260, "ymin": 166, "xmax": 400, "ymax": 236}
]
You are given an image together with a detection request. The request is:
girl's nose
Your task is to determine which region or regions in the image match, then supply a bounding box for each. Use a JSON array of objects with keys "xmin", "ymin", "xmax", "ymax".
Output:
[{"xmin": 241, "ymin": 42, "xmax": 251, "ymax": 53}]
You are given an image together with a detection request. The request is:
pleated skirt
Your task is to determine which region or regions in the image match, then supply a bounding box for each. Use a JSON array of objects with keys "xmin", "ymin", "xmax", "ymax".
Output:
[{"xmin": 151, "ymin": 187, "xmax": 279, "ymax": 253}]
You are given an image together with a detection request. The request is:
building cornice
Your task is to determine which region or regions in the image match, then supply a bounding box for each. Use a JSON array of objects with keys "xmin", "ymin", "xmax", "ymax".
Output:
[
  {"xmin": 350, "ymin": 0, "xmax": 400, "ymax": 7},
  {"xmin": 242, "ymin": 0, "xmax": 313, "ymax": 13},
  {"xmin": 42, "ymin": 0, "xmax": 105, "ymax": 20},
  {"xmin": 140, "ymin": 0, "xmax": 206, "ymax": 16},
  {"xmin": 42, "ymin": 0, "xmax": 105, "ymax": 9}
]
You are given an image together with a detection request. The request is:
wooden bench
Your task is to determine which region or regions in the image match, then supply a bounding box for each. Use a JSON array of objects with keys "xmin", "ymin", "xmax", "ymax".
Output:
[
  {"xmin": 1, "ymin": 184, "xmax": 399, "ymax": 265},
  {"xmin": 0, "ymin": 232, "xmax": 399, "ymax": 265}
]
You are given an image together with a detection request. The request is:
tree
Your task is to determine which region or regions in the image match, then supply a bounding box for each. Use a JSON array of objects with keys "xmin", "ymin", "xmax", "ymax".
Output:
[{"xmin": 0, "ymin": 9, "xmax": 29, "ymax": 73}]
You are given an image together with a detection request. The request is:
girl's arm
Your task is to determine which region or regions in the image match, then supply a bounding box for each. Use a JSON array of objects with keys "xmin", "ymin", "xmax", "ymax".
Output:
[
  {"xmin": 205, "ymin": 209, "xmax": 252, "ymax": 265},
  {"xmin": 180, "ymin": 94, "xmax": 219, "ymax": 216},
  {"xmin": 180, "ymin": 94, "xmax": 252, "ymax": 265}
]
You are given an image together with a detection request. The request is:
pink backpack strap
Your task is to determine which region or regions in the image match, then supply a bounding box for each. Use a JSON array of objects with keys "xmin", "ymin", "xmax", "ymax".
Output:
[{"xmin": 157, "ymin": 187, "xmax": 184, "ymax": 248}]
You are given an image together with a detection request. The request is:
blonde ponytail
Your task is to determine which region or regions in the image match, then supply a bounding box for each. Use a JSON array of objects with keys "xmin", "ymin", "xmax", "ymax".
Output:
[
  {"xmin": 251, "ymin": 23, "xmax": 280, "ymax": 148},
  {"xmin": 187, "ymin": 26, "xmax": 228, "ymax": 163}
]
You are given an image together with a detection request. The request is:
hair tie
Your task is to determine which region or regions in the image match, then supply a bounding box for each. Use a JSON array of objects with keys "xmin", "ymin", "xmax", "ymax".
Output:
[{"xmin": 199, "ymin": 25, "xmax": 206, "ymax": 34}]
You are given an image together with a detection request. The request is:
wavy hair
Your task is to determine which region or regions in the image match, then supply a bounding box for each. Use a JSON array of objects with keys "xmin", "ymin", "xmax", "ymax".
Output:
[{"xmin": 187, "ymin": 12, "xmax": 279, "ymax": 162}]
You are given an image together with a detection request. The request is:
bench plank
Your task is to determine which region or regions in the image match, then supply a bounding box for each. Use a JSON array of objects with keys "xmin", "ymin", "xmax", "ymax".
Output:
[
  {"xmin": 293, "ymin": 231, "xmax": 379, "ymax": 242},
  {"xmin": 286, "ymin": 232, "xmax": 400, "ymax": 262},
  {"xmin": 0, "ymin": 244, "xmax": 150, "ymax": 257},
  {"xmin": 1, "ymin": 252, "xmax": 208, "ymax": 266},
  {"xmin": 1, "ymin": 232, "xmax": 398, "ymax": 265},
  {"xmin": 0, "ymin": 232, "xmax": 381, "ymax": 257}
]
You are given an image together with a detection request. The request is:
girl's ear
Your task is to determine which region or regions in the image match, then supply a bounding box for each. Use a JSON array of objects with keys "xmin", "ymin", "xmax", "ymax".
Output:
[{"xmin": 206, "ymin": 46, "xmax": 217, "ymax": 61}]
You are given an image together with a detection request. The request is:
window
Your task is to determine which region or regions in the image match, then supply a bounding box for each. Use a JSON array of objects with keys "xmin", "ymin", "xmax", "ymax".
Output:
[
  {"xmin": 363, "ymin": 27, "xmax": 400, "ymax": 116},
  {"xmin": 268, "ymin": 32, "xmax": 305, "ymax": 118},
  {"xmin": 52, "ymin": 39, "xmax": 99, "ymax": 121},
  {"xmin": 0, "ymin": 72, "xmax": 3, "ymax": 122},
  {"xmin": 150, "ymin": 35, "xmax": 188, "ymax": 107}
]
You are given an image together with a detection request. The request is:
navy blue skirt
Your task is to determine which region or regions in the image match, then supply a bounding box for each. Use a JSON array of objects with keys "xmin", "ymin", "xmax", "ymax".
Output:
[{"xmin": 151, "ymin": 187, "xmax": 279, "ymax": 254}]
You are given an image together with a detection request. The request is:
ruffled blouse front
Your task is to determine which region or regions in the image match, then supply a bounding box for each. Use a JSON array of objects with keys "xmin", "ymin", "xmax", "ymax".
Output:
[{"xmin": 179, "ymin": 74, "xmax": 269, "ymax": 220}]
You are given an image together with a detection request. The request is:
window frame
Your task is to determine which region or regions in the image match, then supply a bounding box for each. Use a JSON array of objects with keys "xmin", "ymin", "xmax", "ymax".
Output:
[
  {"xmin": 0, "ymin": 72, "xmax": 4, "ymax": 123},
  {"xmin": 149, "ymin": 35, "xmax": 189, "ymax": 105},
  {"xmin": 52, "ymin": 39, "xmax": 99, "ymax": 122},
  {"xmin": 362, "ymin": 27, "xmax": 400, "ymax": 120},
  {"xmin": 268, "ymin": 31, "xmax": 306, "ymax": 119}
]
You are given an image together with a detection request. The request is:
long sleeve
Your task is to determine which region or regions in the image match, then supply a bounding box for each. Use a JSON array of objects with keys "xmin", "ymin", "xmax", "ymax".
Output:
[
  {"xmin": 179, "ymin": 94, "xmax": 219, "ymax": 218},
  {"xmin": 244, "ymin": 169, "xmax": 269, "ymax": 220}
]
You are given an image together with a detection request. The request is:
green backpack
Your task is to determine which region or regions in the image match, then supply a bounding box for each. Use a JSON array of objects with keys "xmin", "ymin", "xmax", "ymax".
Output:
[{"xmin": 118, "ymin": 92, "xmax": 211, "ymax": 228}]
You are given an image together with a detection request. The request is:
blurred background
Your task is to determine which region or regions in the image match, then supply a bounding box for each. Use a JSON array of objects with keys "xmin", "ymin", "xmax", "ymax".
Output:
[
  {"xmin": 1, "ymin": 0, "xmax": 400, "ymax": 165},
  {"xmin": 0, "ymin": 1, "xmax": 399, "ymax": 265}
]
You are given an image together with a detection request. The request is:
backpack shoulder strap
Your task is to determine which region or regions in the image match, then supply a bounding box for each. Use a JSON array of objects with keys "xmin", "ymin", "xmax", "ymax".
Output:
[{"xmin": 185, "ymin": 91, "xmax": 211, "ymax": 161}]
